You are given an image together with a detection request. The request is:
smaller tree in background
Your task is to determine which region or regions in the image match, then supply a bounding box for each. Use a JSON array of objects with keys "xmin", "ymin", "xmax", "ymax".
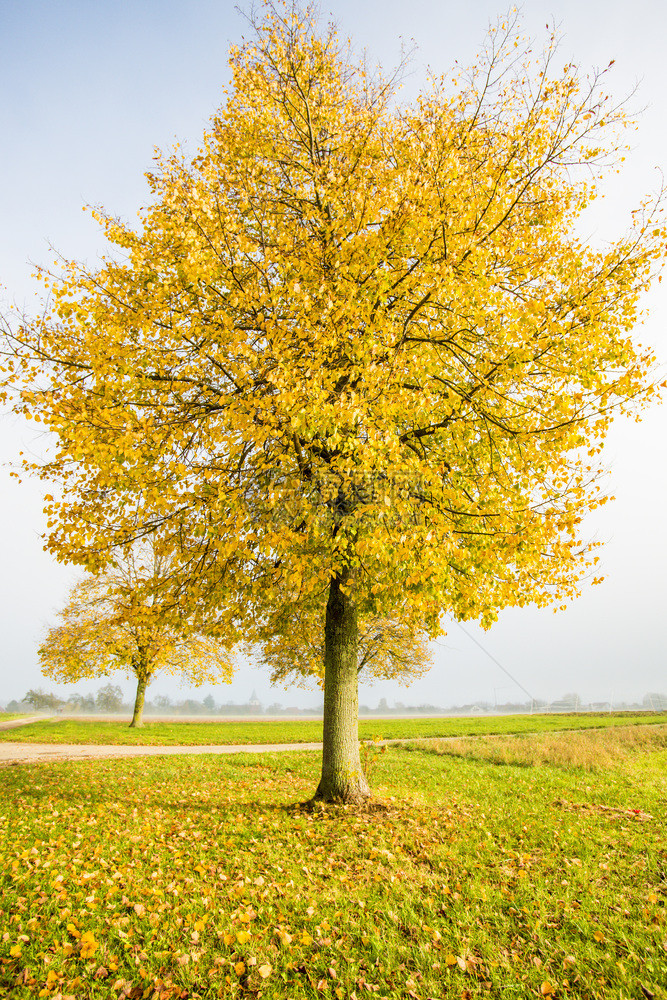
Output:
[
  {"xmin": 254, "ymin": 597, "xmax": 433, "ymax": 690},
  {"xmin": 95, "ymin": 683, "xmax": 124, "ymax": 713},
  {"xmin": 81, "ymin": 692, "xmax": 96, "ymax": 713},
  {"xmin": 39, "ymin": 545, "xmax": 235, "ymax": 727},
  {"xmin": 61, "ymin": 691, "xmax": 97, "ymax": 712},
  {"xmin": 23, "ymin": 689, "xmax": 64, "ymax": 712}
]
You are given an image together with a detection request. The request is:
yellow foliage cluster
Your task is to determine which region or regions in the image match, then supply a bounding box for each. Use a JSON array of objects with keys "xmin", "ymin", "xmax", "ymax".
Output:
[
  {"xmin": 2, "ymin": 2, "xmax": 665, "ymax": 669},
  {"xmin": 39, "ymin": 541, "xmax": 234, "ymax": 692}
]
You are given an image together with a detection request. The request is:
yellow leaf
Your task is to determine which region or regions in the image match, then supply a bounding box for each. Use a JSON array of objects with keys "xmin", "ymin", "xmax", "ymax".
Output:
[
  {"xmin": 236, "ymin": 930, "xmax": 251, "ymax": 945},
  {"xmin": 258, "ymin": 964, "xmax": 272, "ymax": 978},
  {"xmin": 79, "ymin": 930, "xmax": 98, "ymax": 959},
  {"xmin": 234, "ymin": 961, "xmax": 245, "ymax": 976}
]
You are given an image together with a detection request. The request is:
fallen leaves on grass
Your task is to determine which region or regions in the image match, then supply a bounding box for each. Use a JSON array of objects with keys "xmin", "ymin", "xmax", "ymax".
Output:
[
  {"xmin": 1, "ymin": 739, "xmax": 665, "ymax": 999},
  {"xmin": 553, "ymin": 799, "xmax": 653, "ymax": 821}
]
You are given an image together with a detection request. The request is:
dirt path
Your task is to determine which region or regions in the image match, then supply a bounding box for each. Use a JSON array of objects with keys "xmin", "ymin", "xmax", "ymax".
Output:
[
  {"xmin": 5, "ymin": 723, "xmax": 641, "ymax": 766},
  {"xmin": 0, "ymin": 741, "xmax": 325, "ymax": 765},
  {"xmin": 0, "ymin": 735, "xmax": 429, "ymax": 765},
  {"xmin": 0, "ymin": 715, "xmax": 52, "ymax": 731}
]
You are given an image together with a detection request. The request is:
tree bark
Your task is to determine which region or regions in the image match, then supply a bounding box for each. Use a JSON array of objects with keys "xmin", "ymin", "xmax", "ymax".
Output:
[
  {"xmin": 129, "ymin": 669, "xmax": 149, "ymax": 728},
  {"xmin": 313, "ymin": 571, "xmax": 370, "ymax": 802}
]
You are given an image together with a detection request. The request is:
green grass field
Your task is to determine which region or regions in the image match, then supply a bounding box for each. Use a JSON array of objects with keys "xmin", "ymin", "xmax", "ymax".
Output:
[
  {"xmin": 2, "ymin": 711, "xmax": 667, "ymax": 745},
  {"xmin": 1, "ymin": 725, "xmax": 666, "ymax": 999}
]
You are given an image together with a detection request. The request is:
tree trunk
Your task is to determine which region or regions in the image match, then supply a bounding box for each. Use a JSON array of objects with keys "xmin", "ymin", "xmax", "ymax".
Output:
[
  {"xmin": 313, "ymin": 572, "xmax": 370, "ymax": 802},
  {"xmin": 129, "ymin": 670, "xmax": 149, "ymax": 728}
]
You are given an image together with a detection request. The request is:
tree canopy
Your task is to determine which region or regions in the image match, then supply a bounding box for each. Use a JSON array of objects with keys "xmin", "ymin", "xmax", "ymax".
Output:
[{"xmin": 2, "ymin": 2, "xmax": 665, "ymax": 798}]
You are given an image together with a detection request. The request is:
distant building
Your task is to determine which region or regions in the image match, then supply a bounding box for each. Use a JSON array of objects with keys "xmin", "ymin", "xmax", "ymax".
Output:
[
  {"xmin": 644, "ymin": 692, "xmax": 667, "ymax": 711},
  {"xmin": 248, "ymin": 689, "xmax": 262, "ymax": 713},
  {"xmin": 547, "ymin": 694, "xmax": 581, "ymax": 713}
]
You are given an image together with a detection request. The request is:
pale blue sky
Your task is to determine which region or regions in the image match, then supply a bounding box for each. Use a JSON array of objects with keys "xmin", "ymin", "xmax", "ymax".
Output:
[{"xmin": 1, "ymin": 0, "xmax": 666, "ymax": 709}]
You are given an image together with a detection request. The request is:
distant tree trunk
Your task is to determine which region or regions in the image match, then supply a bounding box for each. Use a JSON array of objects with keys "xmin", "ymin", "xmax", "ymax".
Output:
[
  {"xmin": 313, "ymin": 571, "xmax": 370, "ymax": 803},
  {"xmin": 129, "ymin": 665, "xmax": 150, "ymax": 728}
]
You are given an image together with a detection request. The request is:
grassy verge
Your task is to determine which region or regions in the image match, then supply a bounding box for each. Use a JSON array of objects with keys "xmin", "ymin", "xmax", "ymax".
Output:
[
  {"xmin": 1, "ymin": 726, "xmax": 666, "ymax": 999},
  {"xmin": 406, "ymin": 722, "xmax": 667, "ymax": 771},
  {"xmin": 1, "ymin": 712, "xmax": 667, "ymax": 745},
  {"xmin": 0, "ymin": 714, "xmax": 33, "ymax": 723}
]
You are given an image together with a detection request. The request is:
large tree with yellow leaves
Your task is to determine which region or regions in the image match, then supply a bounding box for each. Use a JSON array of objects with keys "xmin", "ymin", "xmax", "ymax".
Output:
[{"xmin": 2, "ymin": 4, "xmax": 665, "ymax": 799}]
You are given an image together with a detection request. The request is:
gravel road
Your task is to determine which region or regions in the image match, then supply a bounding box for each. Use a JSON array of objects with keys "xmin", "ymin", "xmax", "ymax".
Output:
[{"xmin": 0, "ymin": 741, "xmax": 325, "ymax": 765}]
